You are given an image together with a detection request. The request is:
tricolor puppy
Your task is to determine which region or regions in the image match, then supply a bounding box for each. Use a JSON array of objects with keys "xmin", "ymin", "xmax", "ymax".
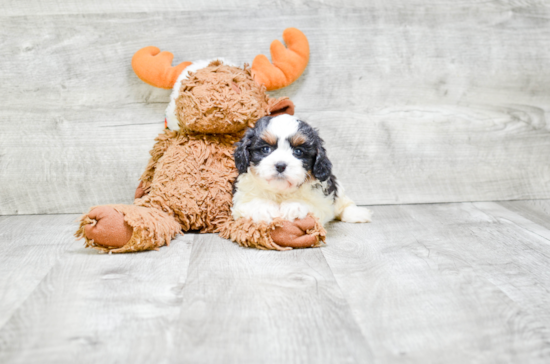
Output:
[{"xmin": 231, "ymin": 114, "xmax": 372, "ymax": 225}]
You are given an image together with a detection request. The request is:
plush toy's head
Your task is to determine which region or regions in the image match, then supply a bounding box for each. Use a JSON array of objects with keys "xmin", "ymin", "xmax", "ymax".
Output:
[
  {"xmin": 175, "ymin": 61, "xmax": 269, "ymax": 134},
  {"xmin": 131, "ymin": 28, "xmax": 309, "ymax": 134}
]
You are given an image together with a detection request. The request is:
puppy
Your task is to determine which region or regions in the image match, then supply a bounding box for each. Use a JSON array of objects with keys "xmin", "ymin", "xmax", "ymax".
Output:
[{"xmin": 231, "ymin": 114, "xmax": 372, "ymax": 226}]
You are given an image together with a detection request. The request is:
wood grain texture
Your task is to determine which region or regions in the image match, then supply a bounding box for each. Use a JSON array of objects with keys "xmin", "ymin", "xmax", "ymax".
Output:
[
  {"xmin": 3, "ymin": 203, "xmax": 550, "ymax": 362},
  {"xmin": 3, "ymin": 7, "xmax": 550, "ymax": 109},
  {"xmin": 169, "ymin": 234, "xmax": 372, "ymax": 364},
  {"xmin": 0, "ymin": 106, "xmax": 164, "ymax": 214},
  {"xmin": 2, "ymin": 5, "xmax": 550, "ymax": 214},
  {"xmin": 321, "ymin": 202, "xmax": 550, "ymax": 363},
  {"xmin": 2, "ymin": 0, "xmax": 547, "ymax": 16},
  {"xmin": 498, "ymin": 199, "xmax": 550, "ymax": 231},
  {"xmin": 4, "ymin": 104, "xmax": 549, "ymax": 214},
  {"xmin": 0, "ymin": 214, "xmax": 194, "ymax": 364},
  {"xmin": 0, "ymin": 215, "xmax": 371, "ymax": 364},
  {"xmin": 306, "ymin": 108, "xmax": 550, "ymax": 205},
  {"xmin": 0, "ymin": 215, "xmax": 78, "ymax": 328}
]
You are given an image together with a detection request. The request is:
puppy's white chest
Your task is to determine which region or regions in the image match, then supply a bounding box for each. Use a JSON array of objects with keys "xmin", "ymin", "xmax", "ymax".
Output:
[{"xmin": 231, "ymin": 172, "xmax": 335, "ymax": 224}]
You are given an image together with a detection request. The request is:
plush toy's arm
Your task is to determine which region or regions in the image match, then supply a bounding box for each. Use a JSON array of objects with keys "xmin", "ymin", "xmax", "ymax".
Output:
[
  {"xmin": 136, "ymin": 130, "xmax": 177, "ymax": 198},
  {"xmin": 217, "ymin": 214, "xmax": 326, "ymax": 250}
]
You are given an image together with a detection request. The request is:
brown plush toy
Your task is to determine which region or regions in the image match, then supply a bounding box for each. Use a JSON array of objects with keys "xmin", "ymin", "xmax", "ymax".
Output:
[{"xmin": 75, "ymin": 28, "xmax": 326, "ymax": 253}]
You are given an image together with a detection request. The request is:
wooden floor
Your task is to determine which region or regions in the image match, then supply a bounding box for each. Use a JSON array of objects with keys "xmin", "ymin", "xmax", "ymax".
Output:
[{"xmin": 1, "ymin": 200, "xmax": 549, "ymax": 363}]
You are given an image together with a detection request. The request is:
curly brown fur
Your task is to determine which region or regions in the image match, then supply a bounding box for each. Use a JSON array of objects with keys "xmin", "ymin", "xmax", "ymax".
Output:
[
  {"xmin": 218, "ymin": 214, "xmax": 326, "ymax": 250},
  {"xmin": 217, "ymin": 217, "xmax": 290, "ymax": 250},
  {"xmin": 139, "ymin": 129, "xmax": 178, "ymax": 193},
  {"xmin": 175, "ymin": 62, "xmax": 271, "ymax": 134},
  {"xmin": 135, "ymin": 132, "xmax": 241, "ymax": 233}
]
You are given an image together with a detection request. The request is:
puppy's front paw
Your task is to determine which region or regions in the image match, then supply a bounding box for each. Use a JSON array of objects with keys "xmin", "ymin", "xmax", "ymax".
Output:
[
  {"xmin": 280, "ymin": 201, "xmax": 310, "ymax": 221},
  {"xmin": 254, "ymin": 202, "xmax": 281, "ymax": 223},
  {"xmin": 233, "ymin": 199, "xmax": 281, "ymax": 223},
  {"xmin": 340, "ymin": 205, "xmax": 372, "ymax": 223}
]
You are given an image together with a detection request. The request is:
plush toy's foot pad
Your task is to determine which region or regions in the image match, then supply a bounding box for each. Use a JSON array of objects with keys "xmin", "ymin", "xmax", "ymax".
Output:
[
  {"xmin": 75, "ymin": 204, "xmax": 181, "ymax": 253},
  {"xmin": 82, "ymin": 206, "xmax": 133, "ymax": 248},
  {"xmin": 271, "ymin": 216, "xmax": 324, "ymax": 248}
]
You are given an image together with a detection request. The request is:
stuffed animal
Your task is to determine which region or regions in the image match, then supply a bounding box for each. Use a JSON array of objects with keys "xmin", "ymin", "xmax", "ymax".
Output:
[{"xmin": 75, "ymin": 28, "xmax": 326, "ymax": 253}]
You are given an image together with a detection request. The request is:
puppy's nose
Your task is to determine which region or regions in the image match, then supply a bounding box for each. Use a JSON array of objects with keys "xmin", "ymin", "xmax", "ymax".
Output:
[{"xmin": 275, "ymin": 162, "xmax": 287, "ymax": 173}]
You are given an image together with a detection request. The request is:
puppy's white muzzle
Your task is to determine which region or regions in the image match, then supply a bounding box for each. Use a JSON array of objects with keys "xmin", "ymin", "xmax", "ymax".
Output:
[{"xmin": 254, "ymin": 146, "xmax": 307, "ymax": 192}]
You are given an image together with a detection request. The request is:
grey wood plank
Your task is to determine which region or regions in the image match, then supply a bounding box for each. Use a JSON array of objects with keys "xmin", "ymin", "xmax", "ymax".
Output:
[
  {"xmin": 306, "ymin": 108, "xmax": 550, "ymax": 205},
  {"xmin": 321, "ymin": 203, "xmax": 550, "ymax": 363},
  {"xmin": 0, "ymin": 0, "xmax": 379, "ymax": 16},
  {"xmin": 0, "ymin": 216, "xmax": 370, "ymax": 364},
  {"xmin": 3, "ymin": 104, "xmax": 549, "ymax": 214},
  {"xmin": 498, "ymin": 199, "xmax": 550, "ymax": 231},
  {"xmin": 0, "ymin": 106, "xmax": 164, "ymax": 214},
  {"xmin": 3, "ymin": 8, "xmax": 550, "ymax": 111},
  {"xmin": 476, "ymin": 201, "xmax": 550, "ymax": 242},
  {"xmin": 170, "ymin": 234, "xmax": 372, "ymax": 364},
  {"xmin": 0, "ymin": 215, "xmax": 193, "ymax": 364},
  {"xmin": 0, "ymin": 214, "xmax": 77, "ymax": 328},
  {"xmin": 1, "ymin": 0, "xmax": 546, "ymax": 16},
  {"xmin": 2, "ymin": 7, "xmax": 550, "ymax": 214},
  {"xmin": 3, "ymin": 203, "xmax": 550, "ymax": 362}
]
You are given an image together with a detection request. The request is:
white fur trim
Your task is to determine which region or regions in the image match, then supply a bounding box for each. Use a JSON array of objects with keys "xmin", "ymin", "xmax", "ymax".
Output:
[{"xmin": 165, "ymin": 58, "xmax": 236, "ymax": 131}]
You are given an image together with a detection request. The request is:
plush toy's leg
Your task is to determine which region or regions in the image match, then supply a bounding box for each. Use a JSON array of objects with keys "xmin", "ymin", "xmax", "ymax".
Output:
[
  {"xmin": 75, "ymin": 204, "xmax": 181, "ymax": 253},
  {"xmin": 218, "ymin": 214, "xmax": 326, "ymax": 251}
]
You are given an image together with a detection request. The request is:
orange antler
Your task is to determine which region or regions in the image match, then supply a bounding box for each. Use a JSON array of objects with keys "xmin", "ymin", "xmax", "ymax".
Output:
[
  {"xmin": 131, "ymin": 46, "xmax": 192, "ymax": 89},
  {"xmin": 252, "ymin": 28, "xmax": 310, "ymax": 91}
]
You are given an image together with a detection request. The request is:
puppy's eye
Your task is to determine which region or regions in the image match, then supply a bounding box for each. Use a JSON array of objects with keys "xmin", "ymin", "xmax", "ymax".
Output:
[
  {"xmin": 261, "ymin": 146, "xmax": 271, "ymax": 154},
  {"xmin": 293, "ymin": 148, "xmax": 303, "ymax": 157}
]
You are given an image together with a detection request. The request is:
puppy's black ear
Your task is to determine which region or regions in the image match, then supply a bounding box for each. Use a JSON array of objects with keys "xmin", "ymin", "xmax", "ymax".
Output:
[
  {"xmin": 234, "ymin": 128, "xmax": 255, "ymax": 174},
  {"xmin": 313, "ymin": 140, "xmax": 332, "ymax": 182}
]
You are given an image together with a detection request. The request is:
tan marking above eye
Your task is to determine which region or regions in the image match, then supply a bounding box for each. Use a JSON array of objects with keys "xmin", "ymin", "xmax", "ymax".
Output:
[
  {"xmin": 261, "ymin": 130, "xmax": 277, "ymax": 145},
  {"xmin": 290, "ymin": 133, "xmax": 307, "ymax": 147}
]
